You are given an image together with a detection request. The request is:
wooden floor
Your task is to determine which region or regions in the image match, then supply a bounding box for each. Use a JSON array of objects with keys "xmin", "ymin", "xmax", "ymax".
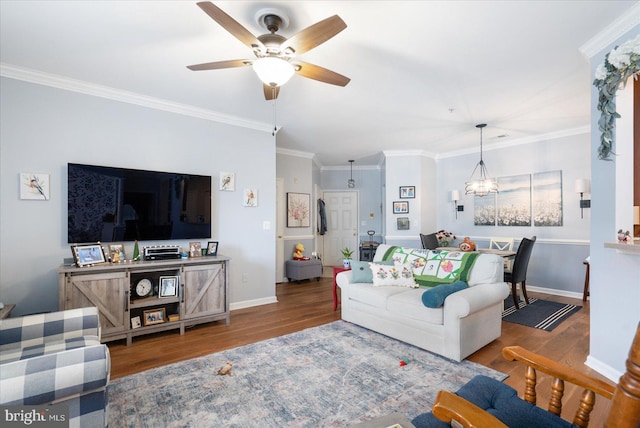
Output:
[{"xmin": 107, "ymin": 277, "xmax": 614, "ymax": 425}]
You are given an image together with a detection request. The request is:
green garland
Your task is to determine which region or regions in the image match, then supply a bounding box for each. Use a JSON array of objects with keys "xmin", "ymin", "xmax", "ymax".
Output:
[{"xmin": 592, "ymin": 35, "xmax": 640, "ymax": 160}]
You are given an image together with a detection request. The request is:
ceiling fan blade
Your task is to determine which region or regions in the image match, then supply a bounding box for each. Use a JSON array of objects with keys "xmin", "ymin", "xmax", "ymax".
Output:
[
  {"xmin": 263, "ymin": 84, "xmax": 280, "ymax": 100},
  {"xmin": 294, "ymin": 61, "xmax": 350, "ymax": 87},
  {"xmin": 281, "ymin": 15, "xmax": 346, "ymax": 56},
  {"xmin": 187, "ymin": 59, "xmax": 251, "ymax": 71},
  {"xmin": 196, "ymin": 2, "xmax": 265, "ymax": 52}
]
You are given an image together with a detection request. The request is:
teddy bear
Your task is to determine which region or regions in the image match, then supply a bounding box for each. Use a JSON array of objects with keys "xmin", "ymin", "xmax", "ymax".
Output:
[{"xmin": 293, "ymin": 243, "xmax": 310, "ymax": 260}]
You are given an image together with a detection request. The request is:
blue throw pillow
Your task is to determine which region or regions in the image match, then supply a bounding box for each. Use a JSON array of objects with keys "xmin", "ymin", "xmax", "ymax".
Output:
[
  {"xmin": 351, "ymin": 260, "xmax": 394, "ymax": 283},
  {"xmin": 421, "ymin": 281, "xmax": 468, "ymax": 308}
]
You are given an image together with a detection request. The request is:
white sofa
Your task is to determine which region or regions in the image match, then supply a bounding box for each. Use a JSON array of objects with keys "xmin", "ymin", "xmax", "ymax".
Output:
[{"xmin": 336, "ymin": 244, "xmax": 510, "ymax": 361}]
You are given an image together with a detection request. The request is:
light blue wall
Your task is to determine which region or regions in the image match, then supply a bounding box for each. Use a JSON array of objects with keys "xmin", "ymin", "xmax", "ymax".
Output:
[
  {"xmin": 321, "ymin": 166, "xmax": 384, "ymax": 242},
  {"xmin": 0, "ymin": 77, "xmax": 276, "ymax": 316},
  {"xmin": 588, "ymin": 27, "xmax": 640, "ymax": 378},
  {"xmin": 436, "ymin": 133, "xmax": 591, "ymax": 295}
]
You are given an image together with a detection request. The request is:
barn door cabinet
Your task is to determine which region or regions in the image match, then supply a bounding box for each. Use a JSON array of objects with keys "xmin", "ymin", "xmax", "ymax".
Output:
[{"xmin": 58, "ymin": 256, "xmax": 229, "ymax": 345}]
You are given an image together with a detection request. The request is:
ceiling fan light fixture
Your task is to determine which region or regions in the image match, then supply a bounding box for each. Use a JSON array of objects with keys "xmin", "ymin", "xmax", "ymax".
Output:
[
  {"xmin": 464, "ymin": 123, "xmax": 499, "ymax": 197},
  {"xmin": 253, "ymin": 57, "xmax": 295, "ymax": 87}
]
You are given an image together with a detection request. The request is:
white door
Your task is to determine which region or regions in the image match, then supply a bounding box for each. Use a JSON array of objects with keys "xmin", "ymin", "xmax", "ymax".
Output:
[
  {"xmin": 322, "ymin": 191, "xmax": 358, "ymax": 266},
  {"xmin": 276, "ymin": 178, "xmax": 285, "ymax": 283}
]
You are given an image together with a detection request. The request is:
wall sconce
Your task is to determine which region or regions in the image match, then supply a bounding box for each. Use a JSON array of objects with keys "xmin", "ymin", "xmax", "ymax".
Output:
[
  {"xmin": 575, "ymin": 179, "xmax": 591, "ymax": 219},
  {"xmin": 451, "ymin": 190, "xmax": 463, "ymax": 219}
]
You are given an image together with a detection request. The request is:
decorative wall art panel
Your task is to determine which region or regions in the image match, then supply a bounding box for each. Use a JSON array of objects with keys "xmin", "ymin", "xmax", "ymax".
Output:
[
  {"xmin": 532, "ymin": 170, "xmax": 563, "ymax": 226},
  {"xmin": 473, "ymin": 194, "xmax": 496, "ymax": 226},
  {"xmin": 497, "ymin": 174, "xmax": 531, "ymax": 226}
]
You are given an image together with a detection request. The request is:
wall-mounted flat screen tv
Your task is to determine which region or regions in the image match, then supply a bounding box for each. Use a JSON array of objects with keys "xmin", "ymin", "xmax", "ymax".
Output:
[{"xmin": 68, "ymin": 163, "xmax": 211, "ymax": 243}]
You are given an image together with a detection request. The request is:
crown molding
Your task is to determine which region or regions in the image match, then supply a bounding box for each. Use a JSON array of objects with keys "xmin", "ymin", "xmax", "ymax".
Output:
[
  {"xmin": 0, "ymin": 63, "xmax": 273, "ymax": 133},
  {"xmin": 436, "ymin": 126, "xmax": 590, "ymax": 160},
  {"xmin": 276, "ymin": 147, "xmax": 315, "ymax": 159},
  {"xmin": 382, "ymin": 149, "xmax": 437, "ymax": 159},
  {"xmin": 579, "ymin": 2, "xmax": 640, "ymax": 59}
]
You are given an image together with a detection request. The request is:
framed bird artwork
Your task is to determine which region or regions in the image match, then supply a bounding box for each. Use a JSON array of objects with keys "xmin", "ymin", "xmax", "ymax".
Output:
[
  {"xmin": 219, "ymin": 172, "xmax": 235, "ymax": 191},
  {"xmin": 20, "ymin": 172, "xmax": 49, "ymax": 200}
]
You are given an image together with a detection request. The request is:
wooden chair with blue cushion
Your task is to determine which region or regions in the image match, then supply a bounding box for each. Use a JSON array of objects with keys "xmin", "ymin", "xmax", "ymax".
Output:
[{"xmin": 412, "ymin": 322, "xmax": 640, "ymax": 427}]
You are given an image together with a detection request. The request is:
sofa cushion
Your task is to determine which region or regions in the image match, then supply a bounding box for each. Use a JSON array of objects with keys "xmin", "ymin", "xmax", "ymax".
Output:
[
  {"xmin": 422, "ymin": 281, "xmax": 468, "ymax": 308},
  {"xmin": 387, "ymin": 289, "xmax": 444, "ymax": 324},
  {"xmin": 370, "ymin": 263, "xmax": 418, "ymax": 287},
  {"xmin": 347, "ymin": 283, "xmax": 409, "ymax": 309},
  {"xmin": 351, "ymin": 260, "xmax": 394, "ymax": 283}
]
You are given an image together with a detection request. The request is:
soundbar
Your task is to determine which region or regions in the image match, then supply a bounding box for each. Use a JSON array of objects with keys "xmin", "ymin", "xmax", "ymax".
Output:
[{"xmin": 143, "ymin": 246, "xmax": 182, "ymax": 261}]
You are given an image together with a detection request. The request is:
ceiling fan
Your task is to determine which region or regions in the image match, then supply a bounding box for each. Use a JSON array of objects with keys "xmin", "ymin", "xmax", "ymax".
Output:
[{"xmin": 187, "ymin": 1, "xmax": 350, "ymax": 100}]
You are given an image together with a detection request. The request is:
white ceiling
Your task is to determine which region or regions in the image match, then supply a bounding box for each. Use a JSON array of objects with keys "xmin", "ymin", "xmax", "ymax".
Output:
[{"xmin": 1, "ymin": 1, "xmax": 637, "ymax": 167}]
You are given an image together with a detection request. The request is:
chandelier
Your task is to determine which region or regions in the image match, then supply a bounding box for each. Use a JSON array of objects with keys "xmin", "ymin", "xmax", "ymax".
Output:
[
  {"xmin": 348, "ymin": 160, "xmax": 355, "ymax": 188},
  {"xmin": 465, "ymin": 123, "xmax": 498, "ymax": 197}
]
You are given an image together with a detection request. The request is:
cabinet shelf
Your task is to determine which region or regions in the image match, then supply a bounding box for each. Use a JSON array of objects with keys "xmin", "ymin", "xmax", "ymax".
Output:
[
  {"xmin": 58, "ymin": 256, "xmax": 229, "ymax": 346},
  {"xmin": 130, "ymin": 296, "xmax": 180, "ymax": 309}
]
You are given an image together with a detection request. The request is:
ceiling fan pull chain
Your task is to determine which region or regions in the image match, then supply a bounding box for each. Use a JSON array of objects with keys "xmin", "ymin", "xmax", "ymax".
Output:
[{"xmin": 272, "ymin": 86, "xmax": 277, "ymax": 136}]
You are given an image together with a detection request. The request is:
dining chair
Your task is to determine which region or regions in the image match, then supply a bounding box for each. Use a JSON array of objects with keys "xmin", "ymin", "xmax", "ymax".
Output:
[
  {"xmin": 420, "ymin": 233, "xmax": 439, "ymax": 250},
  {"xmin": 490, "ymin": 237, "xmax": 515, "ymax": 271},
  {"xmin": 504, "ymin": 236, "xmax": 536, "ymax": 309}
]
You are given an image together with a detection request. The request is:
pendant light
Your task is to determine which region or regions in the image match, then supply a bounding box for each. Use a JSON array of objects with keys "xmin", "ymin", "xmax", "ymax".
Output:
[
  {"xmin": 348, "ymin": 160, "xmax": 355, "ymax": 188},
  {"xmin": 465, "ymin": 123, "xmax": 498, "ymax": 196}
]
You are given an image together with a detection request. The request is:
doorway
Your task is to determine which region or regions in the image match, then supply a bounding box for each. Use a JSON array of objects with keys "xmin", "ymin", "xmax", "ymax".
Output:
[{"xmin": 321, "ymin": 191, "xmax": 358, "ymax": 267}]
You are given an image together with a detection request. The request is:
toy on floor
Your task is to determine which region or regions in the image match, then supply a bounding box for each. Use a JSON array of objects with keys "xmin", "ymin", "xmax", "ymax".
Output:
[
  {"xmin": 292, "ymin": 243, "xmax": 310, "ymax": 261},
  {"xmin": 399, "ymin": 357, "xmax": 410, "ymax": 366},
  {"xmin": 217, "ymin": 361, "xmax": 233, "ymax": 376}
]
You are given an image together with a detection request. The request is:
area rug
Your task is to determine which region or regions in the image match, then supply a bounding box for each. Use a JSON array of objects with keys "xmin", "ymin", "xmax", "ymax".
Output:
[
  {"xmin": 107, "ymin": 321, "xmax": 506, "ymax": 427},
  {"xmin": 502, "ymin": 298, "xmax": 582, "ymax": 331}
]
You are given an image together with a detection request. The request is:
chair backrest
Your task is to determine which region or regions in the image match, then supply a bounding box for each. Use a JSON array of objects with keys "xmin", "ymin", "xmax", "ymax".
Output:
[
  {"xmin": 420, "ymin": 233, "xmax": 439, "ymax": 250},
  {"xmin": 511, "ymin": 236, "xmax": 536, "ymax": 283},
  {"xmin": 489, "ymin": 237, "xmax": 514, "ymax": 251}
]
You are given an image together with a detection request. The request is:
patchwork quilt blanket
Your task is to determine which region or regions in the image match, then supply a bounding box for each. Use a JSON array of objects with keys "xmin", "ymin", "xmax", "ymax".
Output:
[{"xmin": 381, "ymin": 246, "xmax": 480, "ymax": 287}]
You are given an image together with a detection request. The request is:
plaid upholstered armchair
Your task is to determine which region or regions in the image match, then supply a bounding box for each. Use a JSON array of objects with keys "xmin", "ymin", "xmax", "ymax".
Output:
[{"xmin": 0, "ymin": 307, "xmax": 110, "ymax": 427}]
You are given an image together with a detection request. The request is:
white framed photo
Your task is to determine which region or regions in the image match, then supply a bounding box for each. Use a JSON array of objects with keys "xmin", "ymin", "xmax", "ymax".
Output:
[
  {"xmin": 159, "ymin": 276, "xmax": 178, "ymax": 298},
  {"xmin": 131, "ymin": 316, "xmax": 141, "ymax": 329}
]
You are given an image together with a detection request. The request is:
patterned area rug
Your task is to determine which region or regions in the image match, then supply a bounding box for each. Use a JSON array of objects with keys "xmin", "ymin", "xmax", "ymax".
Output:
[
  {"xmin": 107, "ymin": 321, "xmax": 506, "ymax": 427},
  {"xmin": 502, "ymin": 298, "xmax": 582, "ymax": 331}
]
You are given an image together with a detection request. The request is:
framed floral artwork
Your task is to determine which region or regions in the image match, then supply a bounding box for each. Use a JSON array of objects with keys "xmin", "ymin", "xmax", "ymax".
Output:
[{"xmin": 287, "ymin": 193, "xmax": 310, "ymax": 227}]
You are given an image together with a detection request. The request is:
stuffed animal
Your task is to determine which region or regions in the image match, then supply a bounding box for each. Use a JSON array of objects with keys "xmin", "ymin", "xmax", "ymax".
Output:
[{"xmin": 293, "ymin": 243, "xmax": 310, "ymax": 260}]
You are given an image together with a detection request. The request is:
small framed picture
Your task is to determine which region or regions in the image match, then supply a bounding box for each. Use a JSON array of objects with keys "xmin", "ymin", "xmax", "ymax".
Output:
[
  {"xmin": 243, "ymin": 188, "xmax": 258, "ymax": 207},
  {"xmin": 393, "ymin": 201, "xmax": 409, "ymax": 214},
  {"xmin": 399, "ymin": 186, "xmax": 415, "ymax": 199},
  {"xmin": 143, "ymin": 308, "xmax": 166, "ymax": 326},
  {"xmin": 206, "ymin": 241, "xmax": 219, "ymax": 256},
  {"xmin": 397, "ymin": 217, "xmax": 410, "ymax": 230},
  {"xmin": 70, "ymin": 243, "xmax": 107, "ymax": 267},
  {"xmin": 131, "ymin": 316, "xmax": 142, "ymax": 329},
  {"xmin": 20, "ymin": 172, "xmax": 50, "ymax": 200},
  {"xmin": 159, "ymin": 276, "xmax": 178, "ymax": 298},
  {"xmin": 189, "ymin": 242, "xmax": 202, "ymax": 258},
  {"xmin": 108, "ymin": 243, "xmax": 126, "ymax": 263},
  {"xmin": 219, "ymin": 172, "xmax": 235, "ymax": 191}
]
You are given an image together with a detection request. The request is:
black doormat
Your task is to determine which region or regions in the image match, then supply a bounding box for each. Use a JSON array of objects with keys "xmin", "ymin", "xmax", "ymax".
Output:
[{"xmin": 502, "ymin": 298, "xmax": 582, "ymax": 331}]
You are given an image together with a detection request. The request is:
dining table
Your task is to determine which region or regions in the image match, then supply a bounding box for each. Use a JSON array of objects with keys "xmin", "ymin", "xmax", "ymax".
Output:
[{"xmin": 436, "ymin": 246, "xmax": 516, "ymax": 258}]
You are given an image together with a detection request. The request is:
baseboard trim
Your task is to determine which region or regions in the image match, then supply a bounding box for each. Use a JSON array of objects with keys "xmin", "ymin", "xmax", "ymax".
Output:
[
  {"xmin": 585, "ymin": 355, "xmax": 623, "ymax": 383},
  {"xmin": 525, "ymin": 285, "xmax": 584, "ymax": 301},
  {"xmin": 230, "ymin": 296, "xmax": 278, "ymax": 311}
]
